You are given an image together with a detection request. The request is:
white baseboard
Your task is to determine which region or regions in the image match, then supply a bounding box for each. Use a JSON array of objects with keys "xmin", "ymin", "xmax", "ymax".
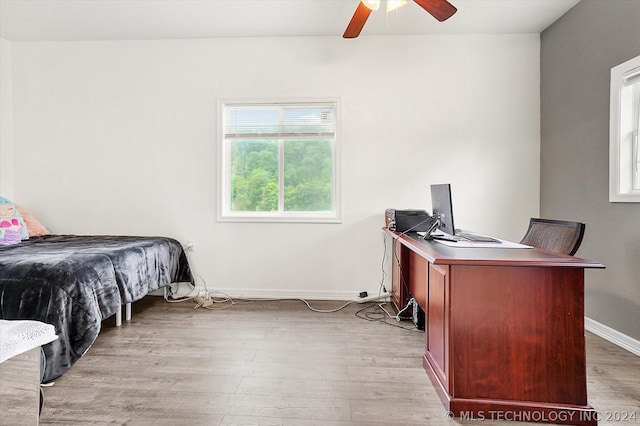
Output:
[
  {"xmin": 210, "ymin": 288, "xmax": 365, "ymax": 301},
  {"xmin": 585, "ymin": 316, "xmax": 640, "ymax": 356},
  {"xmin": 154, "ymin": 282, "xmax": 387, "ymax": 302}
]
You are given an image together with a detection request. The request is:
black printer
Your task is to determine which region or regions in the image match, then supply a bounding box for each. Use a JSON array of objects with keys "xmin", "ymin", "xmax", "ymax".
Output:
[{"xmin": 385, "ymin": 209, "xmax": 431, "ymax": 232}]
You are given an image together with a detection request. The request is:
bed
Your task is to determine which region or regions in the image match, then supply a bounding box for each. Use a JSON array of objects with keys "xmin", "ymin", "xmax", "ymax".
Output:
[{"xmin": 0, "ymin": 234, "xmax": 193, "ymax": 382}]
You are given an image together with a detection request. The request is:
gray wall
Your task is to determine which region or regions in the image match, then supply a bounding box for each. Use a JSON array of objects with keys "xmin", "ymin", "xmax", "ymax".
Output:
[{"xmin": 541, "ymin": 0, "xmax": 640, "ymax": 340}]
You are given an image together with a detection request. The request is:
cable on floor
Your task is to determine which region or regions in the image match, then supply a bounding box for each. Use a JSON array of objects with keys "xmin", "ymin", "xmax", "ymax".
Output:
[{"xmin": 355, "ymin": 303, "xmax": 420, "ymax": 331}]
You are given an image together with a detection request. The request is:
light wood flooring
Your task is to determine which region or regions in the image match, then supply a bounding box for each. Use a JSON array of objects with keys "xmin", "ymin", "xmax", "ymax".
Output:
[{"xmin": 38, "ymin": 297, "xmax": 640, "ymax": 426}]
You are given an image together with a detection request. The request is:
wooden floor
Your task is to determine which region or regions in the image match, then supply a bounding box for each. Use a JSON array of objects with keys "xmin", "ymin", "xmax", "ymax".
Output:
[{"xmin": 39, "ymin": 297, "xmax": 640, "ymax": 426}]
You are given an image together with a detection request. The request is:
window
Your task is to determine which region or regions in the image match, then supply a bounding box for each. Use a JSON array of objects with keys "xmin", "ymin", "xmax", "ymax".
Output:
[
  {"xmin": 610, "ymin": 54, "xmax": 640, "ymax": 202},
  {"xmin": 218, "ymin": 100, "xmax": 340, "ymax": 222}
]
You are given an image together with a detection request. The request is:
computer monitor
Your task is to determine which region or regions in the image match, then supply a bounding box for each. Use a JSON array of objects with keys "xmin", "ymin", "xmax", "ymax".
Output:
[{"xmin": 430, "ymin": 183, "xmax": 455, "ymax": 236}]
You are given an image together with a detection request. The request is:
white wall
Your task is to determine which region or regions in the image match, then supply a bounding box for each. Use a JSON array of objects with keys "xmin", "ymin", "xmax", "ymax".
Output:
[
  {"xmin": 0, "ymin": 37, "xmax": 14, "ymax": 199},
  {"xmin": 9, "ymin": 35, "xmax": 540, "ymax": 299}
]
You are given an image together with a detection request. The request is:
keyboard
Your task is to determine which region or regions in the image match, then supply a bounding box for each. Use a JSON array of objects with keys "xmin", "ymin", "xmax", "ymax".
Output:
[{"xmin": 456, "ymin": 232, "xmax": 501, "ymax": 243}]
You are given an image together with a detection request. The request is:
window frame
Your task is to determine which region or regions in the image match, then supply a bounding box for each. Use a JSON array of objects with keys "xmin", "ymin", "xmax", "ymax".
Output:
[
  {"xmin": 217, "ymin": 99, "xmax": 341, "ymax": 223},
  {"xmin": 609, "ymin": 54, "xmax": 640, "ymax": 202}
]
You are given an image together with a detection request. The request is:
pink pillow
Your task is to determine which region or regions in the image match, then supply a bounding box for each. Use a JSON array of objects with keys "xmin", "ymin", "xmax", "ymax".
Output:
[{"xmin": 16, "ymin": 205, "xmax": 50, "ymax": 237}]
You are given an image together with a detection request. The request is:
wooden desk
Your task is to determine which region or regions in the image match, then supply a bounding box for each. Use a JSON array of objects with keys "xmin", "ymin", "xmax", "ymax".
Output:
[{"xmin": 387, "ymin": 230, "xmax": 604, "ymax": 426}]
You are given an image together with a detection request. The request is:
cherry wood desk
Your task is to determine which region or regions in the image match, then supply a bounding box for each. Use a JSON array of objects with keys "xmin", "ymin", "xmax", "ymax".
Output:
[{"xmin": 387, "ymin": 229, "xmax": 605, "ymax": 426}]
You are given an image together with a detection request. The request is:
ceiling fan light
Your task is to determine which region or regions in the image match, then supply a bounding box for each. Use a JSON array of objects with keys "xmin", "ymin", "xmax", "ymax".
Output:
[
  {"xmin": 361, "ymin": 0, "xmax": 380, "ymax": 11},
  {"xmin": 386, "ymin": 0, "xmax": 407, "ymax": 13}
]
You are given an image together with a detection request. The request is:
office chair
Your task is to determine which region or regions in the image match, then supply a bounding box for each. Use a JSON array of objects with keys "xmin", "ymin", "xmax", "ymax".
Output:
[{"xmin": 519, "ymin": 218, "xmax": 585, "ymax": 256}]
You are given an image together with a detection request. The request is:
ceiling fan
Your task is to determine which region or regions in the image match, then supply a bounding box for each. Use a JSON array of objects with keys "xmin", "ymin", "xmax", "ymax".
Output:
[{"xmin": 343, "ymin": 0, "xmax": 457, "ymax": 38}]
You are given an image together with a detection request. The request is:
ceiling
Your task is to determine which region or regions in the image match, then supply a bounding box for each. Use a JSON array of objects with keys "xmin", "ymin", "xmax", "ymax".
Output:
[{"xmin": 0, "ymin": 0, "xmax": 580, "ymax": 42}]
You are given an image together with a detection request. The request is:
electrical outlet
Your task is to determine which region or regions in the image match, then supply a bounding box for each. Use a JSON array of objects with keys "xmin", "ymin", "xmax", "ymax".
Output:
[{"xmin": 184, "ymin": 241, "xmax": 195, "ymax": 252}]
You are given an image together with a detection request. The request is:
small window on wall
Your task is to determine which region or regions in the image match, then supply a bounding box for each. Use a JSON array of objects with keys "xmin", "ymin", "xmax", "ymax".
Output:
[
  {"xmin": 610, "ymin": 54, "xmax": 640, "ymax": 202},
  {"xmin": 218, "ymin": 100, "xmax": 340, "ymax": 222}
]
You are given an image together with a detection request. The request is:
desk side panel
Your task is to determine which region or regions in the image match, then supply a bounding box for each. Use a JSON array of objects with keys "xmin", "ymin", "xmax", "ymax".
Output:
[
  {"xmin": 409, "ymin": 252, "xmax": 428, "ymax": 310},
  {"xmin": 449, "ymin": 265, "xmax": 588, "ymax": 405},
  {"xmin": 425, "ymin": 263, "xmax": 450, "ymax": 392}
]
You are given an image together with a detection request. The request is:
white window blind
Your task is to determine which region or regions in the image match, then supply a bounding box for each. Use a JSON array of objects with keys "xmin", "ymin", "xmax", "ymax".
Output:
[{"xmin": 224, "ymin": 104, "xmax": 336, "ymax": 139}]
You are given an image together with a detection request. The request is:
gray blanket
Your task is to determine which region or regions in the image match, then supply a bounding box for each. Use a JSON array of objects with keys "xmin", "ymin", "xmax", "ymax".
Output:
[{"xmin": 0, "ymin": 235, "xmax": 193, "ymax": 382}]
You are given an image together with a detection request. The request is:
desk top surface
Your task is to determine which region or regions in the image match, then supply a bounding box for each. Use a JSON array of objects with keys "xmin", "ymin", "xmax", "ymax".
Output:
[{"xmin": 388, "ymin": 230, "xmax": 605, "ymax": 269}]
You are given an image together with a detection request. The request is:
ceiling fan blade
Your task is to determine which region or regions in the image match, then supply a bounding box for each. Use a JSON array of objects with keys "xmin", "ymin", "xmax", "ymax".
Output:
[
  {"xmin": 343, "ymin": 2, "xmax": 372, "ymax": 39},
  {"xmin": 413, "ymin": 0, "xmax": 457, "ymax": 22}
]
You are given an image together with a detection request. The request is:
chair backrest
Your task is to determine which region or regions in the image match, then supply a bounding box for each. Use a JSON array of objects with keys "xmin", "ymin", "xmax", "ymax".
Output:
[{"xmin": 519, "ymin": 218, "xmax": 585, "ymax": 256}]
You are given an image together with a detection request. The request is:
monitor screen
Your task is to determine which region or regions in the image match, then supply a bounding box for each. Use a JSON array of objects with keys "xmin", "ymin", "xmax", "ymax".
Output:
[{"xmin": 430, "ymin": 183, "xmax": 455, "ymax": 236}]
